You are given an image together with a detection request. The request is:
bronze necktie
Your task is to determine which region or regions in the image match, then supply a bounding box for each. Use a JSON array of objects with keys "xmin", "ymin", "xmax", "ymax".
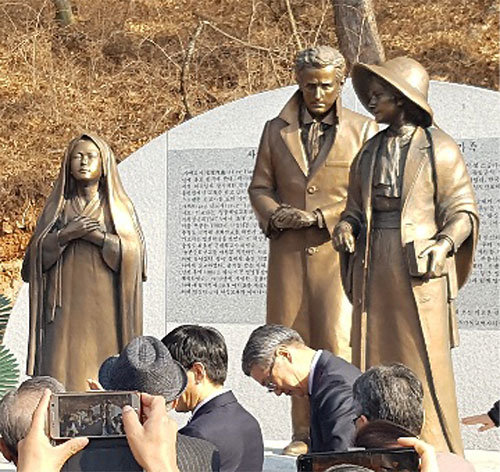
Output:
[
  {"xmin": 306, "ymin": 120, "xmax": 322, "ymax": 165},
  {"xmin": 374, "ymin": 135, "xmax": 402, "ymax": 198}
]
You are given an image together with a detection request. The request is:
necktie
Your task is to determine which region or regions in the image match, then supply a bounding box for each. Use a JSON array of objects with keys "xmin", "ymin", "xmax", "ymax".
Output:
[
  {"xmin": 306, "ymin": 120, "xmax": 322, "ymax": 164},
  {"xmin": 375, "ymin": 135, "xmax": 401, "ymax": 198}
]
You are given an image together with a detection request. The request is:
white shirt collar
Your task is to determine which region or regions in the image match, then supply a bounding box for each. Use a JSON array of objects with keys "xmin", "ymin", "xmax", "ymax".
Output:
[
  {"xmin": 308, "ymin": 350, "xmax": 323, "ymax": 396},
  {"xmin": 192, "ymin": 388, "xmax": 228, "ymax": 417}
]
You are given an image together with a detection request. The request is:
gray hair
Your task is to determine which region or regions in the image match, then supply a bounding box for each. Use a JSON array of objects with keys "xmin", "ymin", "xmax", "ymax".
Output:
[
  {"xmin": 295, "ymin": 46, "xmax": 346, "ymax": 82},
  {"xmin": 241, "ymin": 324, "xmax": 303, "ymax": 376},
  {"xmin": 0, "ymin": 376, "xmax": 64, "ymax": 457},
  {"xmin": 352, "ymin": 364, "xmax": 424, "ymax": 436}
]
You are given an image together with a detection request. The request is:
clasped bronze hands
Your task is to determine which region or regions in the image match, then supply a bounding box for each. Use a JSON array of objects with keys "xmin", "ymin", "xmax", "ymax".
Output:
[{"xmin": 271, "ymin": 204, "xmax": 317, "ymax": 230}]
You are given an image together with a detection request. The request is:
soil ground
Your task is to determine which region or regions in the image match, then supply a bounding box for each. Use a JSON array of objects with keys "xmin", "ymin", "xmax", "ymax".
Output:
[{"xmin": 0, "ymin": 0, "xmax": 498, "ymax": 302}]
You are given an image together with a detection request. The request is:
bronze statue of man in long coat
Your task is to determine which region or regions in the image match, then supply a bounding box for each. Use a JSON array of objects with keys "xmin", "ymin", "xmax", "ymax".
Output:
[{"xmin": 248, "ymin": 46, "xmax": 377, "ymax": 454}]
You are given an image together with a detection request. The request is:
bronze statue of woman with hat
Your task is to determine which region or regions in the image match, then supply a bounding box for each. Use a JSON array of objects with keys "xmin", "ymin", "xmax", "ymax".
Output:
[{"xmin": 333, "ymin": 57, "xmax": 479, "ymax": 455}]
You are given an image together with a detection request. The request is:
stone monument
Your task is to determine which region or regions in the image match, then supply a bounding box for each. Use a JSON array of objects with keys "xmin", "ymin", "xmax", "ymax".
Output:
[{"xmin": 4, "ymin": 80, "xmax": 499, "ymax": 450}]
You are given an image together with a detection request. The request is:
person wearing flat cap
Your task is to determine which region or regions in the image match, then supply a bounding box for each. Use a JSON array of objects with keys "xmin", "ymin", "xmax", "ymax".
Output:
[
  {"xmin": 333, "ymin": 57, "xmax": 479, "ymax": 455},
  {"xmin": 99, "ymin": 336, "xmax": 221, "ymax": 471}
]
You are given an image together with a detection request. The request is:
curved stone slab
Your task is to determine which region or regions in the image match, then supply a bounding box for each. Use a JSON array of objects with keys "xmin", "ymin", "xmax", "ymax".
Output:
[{"xmin": 5, "ymin": 80, "xmax": 499, "ymax": 449}]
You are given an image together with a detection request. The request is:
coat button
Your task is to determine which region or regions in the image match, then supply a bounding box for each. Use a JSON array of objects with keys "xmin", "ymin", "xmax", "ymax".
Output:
[
  {"xmin": 306, "ymin": 247, "xmax": 317, "ymax": 255},
  {"xmin": 307, "ymin": 185, "xmax": 317, "ymax": 194}
]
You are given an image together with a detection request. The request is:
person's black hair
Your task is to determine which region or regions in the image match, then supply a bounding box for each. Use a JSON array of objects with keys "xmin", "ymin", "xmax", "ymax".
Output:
[
  {"xmin": 354, "ymin": 419, "xmax": 415, "ymax": 449},
  {"xmin": 162, "ymin": 325, "xmax": 228, "ymax": 385},
  {"xmin": 353, "ymin": 363, "xmax": 424, "ymax": 436}
]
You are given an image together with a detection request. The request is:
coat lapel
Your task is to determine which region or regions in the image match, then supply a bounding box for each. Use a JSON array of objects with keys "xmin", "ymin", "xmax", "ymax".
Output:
[
  {"xmin": 278, "ymin": 91, "xmax": 309, "ymax": 177},
  {"xmin": 401, "ymin": 127, "xmax": 431, "ymax": 209},
  {"xmin": 280, "ymin": 121, "xmax": 309, "ymax": 177},
  {"xmin": 361, "ymin": 133, "xmax": 382, "ymax": 215},
  {"xmin": 308, "ymin": 100, "xmax": 343, "ymax": 179}
]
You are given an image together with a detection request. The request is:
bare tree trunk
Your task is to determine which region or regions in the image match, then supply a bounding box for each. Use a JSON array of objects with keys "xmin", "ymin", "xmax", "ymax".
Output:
[
  {"xmin": 53, "ymin": 0, "xmax": 74, "ymax": 26},
  {"xmin": 331, "ymin": 0, "xmax": 385, "ymax": 70}
]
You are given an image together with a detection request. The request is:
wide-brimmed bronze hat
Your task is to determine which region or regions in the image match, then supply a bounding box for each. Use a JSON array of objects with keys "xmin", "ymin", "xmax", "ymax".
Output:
[{"xmin": 352, "ymin": 56, "xmax": 433, "ymax": 127}]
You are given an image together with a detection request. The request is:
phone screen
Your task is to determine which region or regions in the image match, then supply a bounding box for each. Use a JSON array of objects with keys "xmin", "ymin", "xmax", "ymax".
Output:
[
  {"xmin": 50, "ymin": 392, "xmax": 140, "ymax": 439},
  {"xmin": 297, "ymin": 447, "xmax": 419, "ymax": 472}
]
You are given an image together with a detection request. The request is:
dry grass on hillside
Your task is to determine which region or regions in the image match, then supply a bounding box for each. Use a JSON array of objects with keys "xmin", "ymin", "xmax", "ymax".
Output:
[{"xmin": 0, "ymin": 0, "xmax": 498, "ymax": 299}]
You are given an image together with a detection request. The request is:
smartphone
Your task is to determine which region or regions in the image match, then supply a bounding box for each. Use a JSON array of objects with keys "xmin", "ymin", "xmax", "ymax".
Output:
[
  {"xmin": 49, "ymin": 391, "xmax": 140, "ymax": 440},
  {"xmin": 297, "ymin": 447, "xmax": 420, "ymax": 472}
]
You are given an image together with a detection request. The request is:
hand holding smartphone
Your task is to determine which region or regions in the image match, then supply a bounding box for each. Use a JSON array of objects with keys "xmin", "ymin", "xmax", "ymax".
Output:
[{"xmin": 49, "ymin": 391, "xmax": 140, "ymax": 440}]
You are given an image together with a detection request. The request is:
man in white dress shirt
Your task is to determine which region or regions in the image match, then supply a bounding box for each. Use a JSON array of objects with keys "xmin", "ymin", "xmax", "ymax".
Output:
[
  {"xmin": 242, "ymin": 324, "xmax": 361, "ymax": 452},
  {"xmin": 162, "ymin": 325, "xmax": 264, "ymax": 472}
]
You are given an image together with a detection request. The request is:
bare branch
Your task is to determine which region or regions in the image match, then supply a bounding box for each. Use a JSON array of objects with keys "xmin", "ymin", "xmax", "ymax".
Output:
[
  {"xmin": 245, "ymin": 0, "xmax": 258, "ymax": 93},
  {"xmin": 268, "ymin": 51, "xmax": 284, "ymax": 87},
  {"xmin": 247, "ymin": 0, "xmax": 257, "ymax": 38},
  {"xmin": 355, "ymin": 14, "xmax": 367, "ymax": 64},
  {"xmin": 150, "ymin": 107, "xmax": 172, "ymax": 134},
  {"xmin": 199, "ymin": 18, "xmax": 280, "ymax": 54},
  {"xmin": 180, "ymin": 21, "xmax": 205, "ymax": 121},
  {"xmin": 313, "ymin": 0, "xmax": 329, "ymax": 46},
  {"xmin": 284, "ymin": 0, "xmax": 303, "ymax": 51},
  {"xmin": 139, "ymin": 38, "xmax": 182, "ymax": 71}
]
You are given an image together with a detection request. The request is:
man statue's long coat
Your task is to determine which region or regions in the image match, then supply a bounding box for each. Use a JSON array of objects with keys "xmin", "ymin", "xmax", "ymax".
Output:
[{"xmin": 248, "ymin": 91, "xmax": 377, "ymax": 357}]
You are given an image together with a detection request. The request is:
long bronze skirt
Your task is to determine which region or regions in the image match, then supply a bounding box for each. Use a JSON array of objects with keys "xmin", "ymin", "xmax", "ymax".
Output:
[{"xmin": 353, "ymin": 228, "xmax": 463, "ymax": 454}]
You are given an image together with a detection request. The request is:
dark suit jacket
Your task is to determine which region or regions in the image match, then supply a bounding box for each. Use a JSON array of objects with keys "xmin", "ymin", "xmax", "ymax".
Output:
[
  {"xmin": 177, "ymin": 433, "xmax": 220, "ymax": 472},
  {"xmin": 180, "ymin": 391, "xmax": 264, "ymax": 472},
  {"xmin": 62, "ymin": 436, "xmax": 220, "ymax": 472},
  {"xmin": 309, "ymin": 350, "xmax": 361, "ymax": 452},
  {"xmin": 488, "ymin": 400, "xmax": 500, "ymax": 427}
]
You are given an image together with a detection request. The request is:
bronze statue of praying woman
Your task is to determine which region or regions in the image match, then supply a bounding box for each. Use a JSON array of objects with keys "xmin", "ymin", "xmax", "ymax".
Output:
[{"xmin": 22, "ymin": 134, "xmax": 146, "ymax": 391}]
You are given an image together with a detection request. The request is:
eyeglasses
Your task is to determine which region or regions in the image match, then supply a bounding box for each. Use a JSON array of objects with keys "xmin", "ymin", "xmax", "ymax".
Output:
[{"xmin": 263, "ymin": 355, "xmax": 277, "ymax": 393}]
